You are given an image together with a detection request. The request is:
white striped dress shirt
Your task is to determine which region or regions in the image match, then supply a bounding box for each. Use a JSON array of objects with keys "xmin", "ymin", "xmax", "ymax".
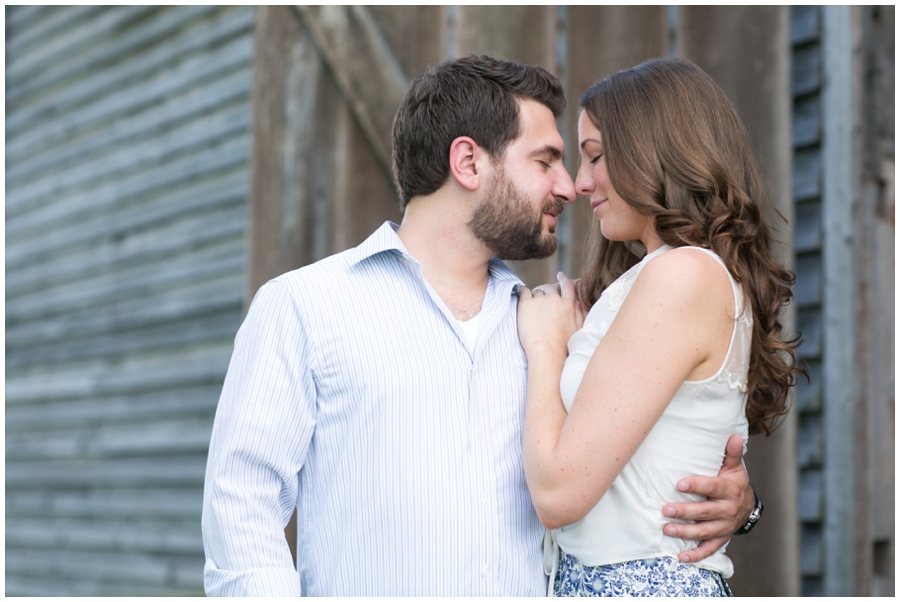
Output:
[{"xmin": 202, "ymin": 221, "xmax": 547, "ymax": 596}]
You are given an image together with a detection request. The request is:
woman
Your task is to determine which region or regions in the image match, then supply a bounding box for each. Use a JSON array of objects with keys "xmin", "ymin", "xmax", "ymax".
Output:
[{"xmin": 517, "ymin": 57, "xmax": 803, "ymax": 597}]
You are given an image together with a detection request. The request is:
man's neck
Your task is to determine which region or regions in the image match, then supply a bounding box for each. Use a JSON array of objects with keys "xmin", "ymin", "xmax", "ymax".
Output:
[{"xmin": 396, "ymin": 193, "xmax": 492, "ymax": 321}]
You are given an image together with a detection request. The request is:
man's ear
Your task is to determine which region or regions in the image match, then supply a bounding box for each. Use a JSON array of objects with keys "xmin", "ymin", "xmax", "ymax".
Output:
[{"xmin": 448, "ymin": 136, "xmax": 485, "ymax": 192}]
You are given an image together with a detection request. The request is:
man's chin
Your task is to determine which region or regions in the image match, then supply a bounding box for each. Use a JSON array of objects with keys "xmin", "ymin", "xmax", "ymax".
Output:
[{"xmin": 496, "ymin": 239, "xmax": 558, "ymax": 261}]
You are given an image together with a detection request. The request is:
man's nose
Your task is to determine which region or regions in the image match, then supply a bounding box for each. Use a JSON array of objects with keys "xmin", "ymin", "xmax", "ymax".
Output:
[{"xmin": 554, "ymin": 168, "xmax": 577, "ymax": 204}]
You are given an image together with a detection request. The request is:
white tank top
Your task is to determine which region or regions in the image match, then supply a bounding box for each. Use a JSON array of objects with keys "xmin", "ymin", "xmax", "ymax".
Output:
[{"xmin": 553, "ymin": 244, "xmax": 751, "ymax": 578}]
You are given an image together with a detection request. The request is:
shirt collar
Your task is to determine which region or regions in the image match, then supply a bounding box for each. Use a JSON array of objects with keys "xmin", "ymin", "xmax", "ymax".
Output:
[
  {"xmin": 347, "ymin": 221, "xmax": 411, "ymax": 266},
  {"xmin": 349, "ymin": 220, "xmax": 526, "ymax": 291}
]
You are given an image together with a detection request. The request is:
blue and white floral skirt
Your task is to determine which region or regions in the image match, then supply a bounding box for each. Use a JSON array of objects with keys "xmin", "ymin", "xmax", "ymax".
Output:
[{"xmin": 553, "ymin": 552, "xmax": 733, "ymax": 597}]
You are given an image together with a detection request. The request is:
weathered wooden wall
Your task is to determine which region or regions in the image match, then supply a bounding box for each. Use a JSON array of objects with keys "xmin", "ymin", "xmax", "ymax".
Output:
[
  {"xmin": 790, "ymin": 6, "xmax": 895, "ymax": 596},
  {"xmin": 5, "ymin": 4, "xmax": 891, "ymax": 597},
  {"xmin": 5, "ymin": 6, "xmax": 255, "ymax": 595}
]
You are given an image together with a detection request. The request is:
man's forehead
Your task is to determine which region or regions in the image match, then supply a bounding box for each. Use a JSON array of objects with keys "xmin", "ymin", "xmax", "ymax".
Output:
[{"xmin": 515, "ymin": 99, "xmax": 565, "ymax": 153}]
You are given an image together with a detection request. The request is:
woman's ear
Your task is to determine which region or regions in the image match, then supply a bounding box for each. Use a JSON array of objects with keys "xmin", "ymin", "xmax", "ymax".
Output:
[{"xmin": 448, "ymin": 136, "xmax": 483, "ymax": 191}]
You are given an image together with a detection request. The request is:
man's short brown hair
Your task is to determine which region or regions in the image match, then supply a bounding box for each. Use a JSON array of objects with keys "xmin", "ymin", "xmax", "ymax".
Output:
[{"xmin": 391, "ymin": 54, "xmax": 565, "ymax": 210}]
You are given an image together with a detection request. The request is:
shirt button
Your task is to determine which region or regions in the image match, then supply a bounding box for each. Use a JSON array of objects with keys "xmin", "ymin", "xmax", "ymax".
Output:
[
  {"xmin": 477, "ymin": 429, "xmax": 485, "ymax": 440},
  {"xmin": 481, "ymin": 565, "xmax": 490, "ymax": 577},
  {"xmin": 481, "ymin": 497, "xmax": 489, "ymax": 507}
]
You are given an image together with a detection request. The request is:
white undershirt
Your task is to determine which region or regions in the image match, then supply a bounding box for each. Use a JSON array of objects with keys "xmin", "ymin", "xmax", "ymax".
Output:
[{"xmin": 458, "ymin": 311, "xmax": 482, "ymax": 352}]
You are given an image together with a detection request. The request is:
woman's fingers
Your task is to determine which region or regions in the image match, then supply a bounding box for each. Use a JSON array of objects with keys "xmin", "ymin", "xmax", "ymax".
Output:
[{"xmin": 558, "ymin": 272, "xmax": 577, "ymax": 301}]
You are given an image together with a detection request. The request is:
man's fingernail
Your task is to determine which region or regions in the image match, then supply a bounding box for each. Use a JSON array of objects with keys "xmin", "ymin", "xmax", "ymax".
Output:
[
  {"xmin": 679, "ymin": 554, "xmax": 690, "ymax": 563},
  {"xmin": 664, "ymin": 506, "xmax": 676, "ymax": 517},
  {"xmin": 677, "ymin": 481, "xmax": 689, "ymax": 492},
  {"xmin": 664, "ymin": 525, "xmax": 677, "ymax": 536}
]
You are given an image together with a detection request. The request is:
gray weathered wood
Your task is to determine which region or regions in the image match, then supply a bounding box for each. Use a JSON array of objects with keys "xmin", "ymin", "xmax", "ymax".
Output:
[
  {"xmin": 792, "ymin": 44, "xmax": 821, "ymax": 96},
  {"xmin": 7, "ymin": 34, "xmax": 252, "ymax": 163},
  {"xmin": 293, "ymin": 5, "xmax": 410, "ymax": 178},
  {"xmin": 7, "ymin": 70, "xmax": 251, "ymax": 185},
  {"xmin": 821, "ymin": 6, "xmax": 861, "ymax": 596},
  {"xmin": 794, "ymin": 200, "xmax": 823, "ymax": 252},
  {"xmin": 798, "ymin": 469, "xmax": 824, "ymax": 521},
  {"xmin": 791, "ymin": 5, "xmax": 820, "ymax": 45},
  {"xmin": 6, "ymin": 6, "xmax": 220, "ymax": 105},
  {"xmin": 5, "ymin": 5, "xmax": 104, "ymax": 64},
  {"xmin": 793, "ymin": 96, "xmax": 821, "ymax": 147},
  {"xmin": 6, "ymin": 11, "xmax": 254, "ymax": 596},
  {"xmin": 794, "ymin": 149, "xmax": 822, "ymax": 200},
  {"xmin": 795, "ymin": 360, "xmax": 822, "ymax": 413}
]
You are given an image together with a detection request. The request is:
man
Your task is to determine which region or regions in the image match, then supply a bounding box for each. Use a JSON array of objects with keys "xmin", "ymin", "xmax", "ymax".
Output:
[{"xmin": 202, "ymin": 55, "xmax": 756, "ymax": 596}]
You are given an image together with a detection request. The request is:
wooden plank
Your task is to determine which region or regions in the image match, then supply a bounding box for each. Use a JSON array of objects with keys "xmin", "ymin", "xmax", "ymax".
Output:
[
  {"xmin": 7, "ymin": 102, "xmax": 250, "ymax": 209},
  {"xmin": 293, "ymin": 5, "xmax": 410, "ymax": 178},
  {"xmin": 5, "ymin": 572, "xmax": 202, "ymax": 597},
  {"xmin": 794, "ymin": 200, "xmax": 822, "ymax": 252},
  {"xmin": 6, "ymin": 203, "xmax": 246, "ymax": 298},
  {"xmin": 6, "ymin": 10, "xmax": 250, "ymax": 137},
  {"xmin": 797, "ymin": 414, "xmax": 823, "ymax": 468},
  {"xmin": 7, "ymin": 306, "xmax": 240, "ymax": 369},
  {"xmin": 5, "ymin": 5, "xmax": 103, "ymax": 63},
  {"xmin": 6, "ymin": 249, "xmax": 244, "ymax": 324},
  {"xmin": 797, "ymin": 308, "xmax": 822, "ymax": 359},
  {"xmin": 794, "ymin": 148, "xmax": 822, "ymax": 200},
  {"xmin": 791, "ymin": 6, "xmax": 820, "ymax": 45},
  {"xmin": 7, "ymin": 69, "xmax": 251, "ymax": 185},
  {"xmin": 7, "ymin": 420, "xmax": 214, "ymax": 461},
  {"xmin": 5, "ymin": 5, "xmax": 53, "ymax": 31},
  {"xmin": 821, "ymin": 7, "xmax": 860, "ymax": 595},
  {"xmin": 7, "ymin": 517, "xmax": 203, "ymax": 554},
  {"xmin": 5, "ymin": 456, "xmax": 210, "ymax": 488},
  {"xmin": 6, "ymin": 34, "xmax": 253, "ymax": 162},
  {"xmin": 798, "ymin": 468, "xmax": 824, "ymax": 521},
  {"xmin": 6, "ymin": 170, "xmax": 247, "ymax": 270},
  {"xmin": 6, "ymin": 487, "xmax": 205, "ymax": 520},
  {"xmin": 6, "ymin": 5, "xmax": 224, "ymax": 106},
  {"xmin": 6, "ymin": 346, "xmax": 234, "ymax": 405},
  {"xmin": 6, "ymin": 386, "xmax": 222, "ymax": 429},
  {"xmin": 800, "ymin": 524, "xmax": 824, "ymax": 576},
  {"xmin": 6, "ymin": 138, "xmax": 249, "ymax": 245},
  {"xmin": 793, "ymin": 95, "xmax": 821, "ymax": 148},
  {"xmin": 794, "ymin": 252, "xmax": 822, "ymax": 307},
  {"xmin": 795, "ymin": 359, "xmax": 822, "ymax": 413},
  {"xmin": 792, "ymin": 44, "xmax": 821, "ymax": 96},
  {"xmin": 5, "ymin": 546, "xmax": 204, "ymax": 590},
  {"xmin": 7, "ymin": 277, "xmax": 243, "ymax": 354}
]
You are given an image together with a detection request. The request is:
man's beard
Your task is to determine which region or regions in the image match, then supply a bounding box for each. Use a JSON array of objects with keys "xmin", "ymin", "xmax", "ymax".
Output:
[{"xmin": 467, "ymin": 166, "xmax": 562, "ymax": 261}]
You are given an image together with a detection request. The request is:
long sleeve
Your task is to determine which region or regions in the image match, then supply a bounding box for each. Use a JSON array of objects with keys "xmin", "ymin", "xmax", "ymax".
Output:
[{"xmin": 202, "ymin": 280, "xmax": 318, "ymax": 596}]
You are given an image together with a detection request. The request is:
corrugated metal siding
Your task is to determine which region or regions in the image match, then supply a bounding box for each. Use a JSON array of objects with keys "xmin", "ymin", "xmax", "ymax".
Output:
[
  {"xmin": 5, "ymin": 6, "xmax": 255, "ymax": 595},
  {"xmin": 790, "ymin": 5, "xmax": 825, "ymax": 597}
]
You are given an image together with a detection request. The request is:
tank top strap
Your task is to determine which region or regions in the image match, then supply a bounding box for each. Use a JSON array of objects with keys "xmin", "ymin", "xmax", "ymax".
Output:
[{"xmin": 666, "ymin": 246, "xmax": 753, "ymax": 392}]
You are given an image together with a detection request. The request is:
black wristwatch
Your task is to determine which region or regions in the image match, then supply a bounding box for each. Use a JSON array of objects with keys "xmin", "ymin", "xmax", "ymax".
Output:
[{"xmin": 734, "ymin": 484, "xmax": 763, "ymax": 535}]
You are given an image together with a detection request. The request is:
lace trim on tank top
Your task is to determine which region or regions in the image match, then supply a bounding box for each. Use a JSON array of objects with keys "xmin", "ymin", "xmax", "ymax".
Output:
[
  {"xmin": 605, "ymin": 277, "xmax": 629, "ymax": 312},
  {"xmin": 714, "ymin": 277, "xmax": 753, "ymax": 393}
]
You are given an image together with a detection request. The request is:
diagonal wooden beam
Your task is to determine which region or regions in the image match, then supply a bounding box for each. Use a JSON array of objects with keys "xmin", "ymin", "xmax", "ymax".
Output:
[{"xmin": 293, "ymin": 5, "xmax": 410, "ymax": 178}]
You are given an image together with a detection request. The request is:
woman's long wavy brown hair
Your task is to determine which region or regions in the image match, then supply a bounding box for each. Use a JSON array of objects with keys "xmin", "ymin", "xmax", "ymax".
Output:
[{"xmin": 577, "ymin": 57, "xmax": 804, "ymax": 436}]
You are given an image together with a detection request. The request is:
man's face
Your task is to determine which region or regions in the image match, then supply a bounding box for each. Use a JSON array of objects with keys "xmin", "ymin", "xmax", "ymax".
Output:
[{"xmin": 467, "ymin": 100, "xmax": 576, "ymax": 260}]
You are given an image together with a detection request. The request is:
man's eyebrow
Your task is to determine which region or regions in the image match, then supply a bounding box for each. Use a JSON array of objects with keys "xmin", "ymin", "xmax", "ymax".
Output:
[{"xmin": 531, "ymin": 145, "xmax": 564, "ymax": 161}]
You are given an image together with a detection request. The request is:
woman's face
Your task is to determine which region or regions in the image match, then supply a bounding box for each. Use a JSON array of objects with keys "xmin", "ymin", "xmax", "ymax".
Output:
[{"xmin": 575, "ymin": 111, "xmax": 661, "ymax": 252}]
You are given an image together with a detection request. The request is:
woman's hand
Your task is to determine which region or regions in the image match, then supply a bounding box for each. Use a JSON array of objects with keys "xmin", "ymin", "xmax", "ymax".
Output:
[{"xmin": 517, "ymin": 272, "xmax": 585, "ymax": 364}]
